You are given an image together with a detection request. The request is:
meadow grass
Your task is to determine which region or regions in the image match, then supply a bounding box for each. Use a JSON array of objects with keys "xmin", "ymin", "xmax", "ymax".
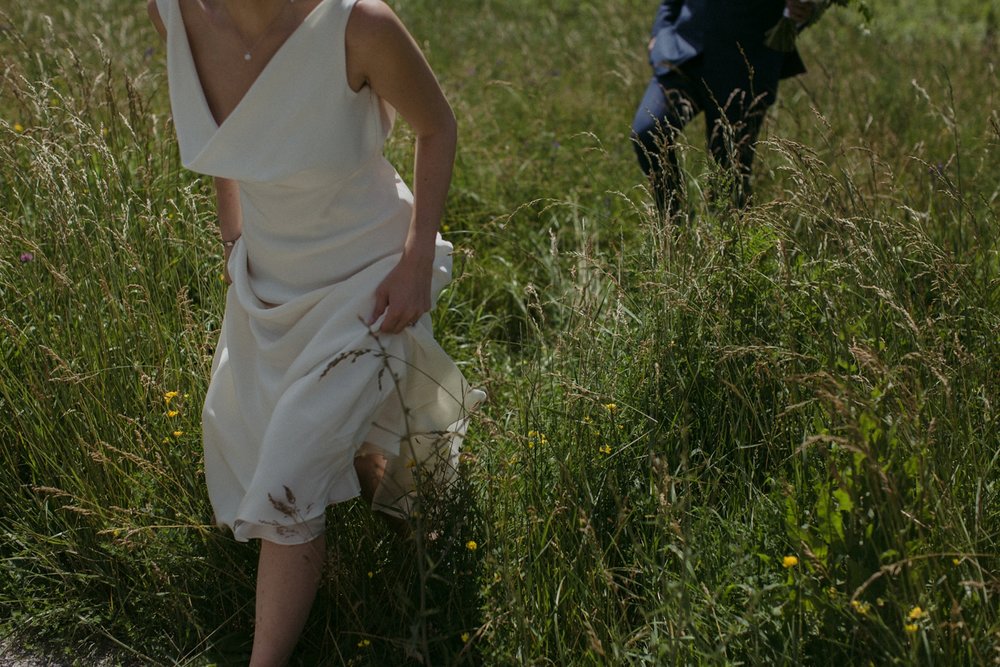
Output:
[{"xmin": 1, "ymin": 0, "xmax": 998, "ymax": 664}]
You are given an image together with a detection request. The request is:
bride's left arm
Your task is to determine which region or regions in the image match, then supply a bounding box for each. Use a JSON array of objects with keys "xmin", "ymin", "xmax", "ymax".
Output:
[{"xmin": 348, "ymin": 0, "xmax": 457, "ymax": 334}]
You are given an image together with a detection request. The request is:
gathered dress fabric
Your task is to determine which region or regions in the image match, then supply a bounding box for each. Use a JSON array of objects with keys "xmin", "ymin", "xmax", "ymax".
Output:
[{"xmin": 157, "ymin": 0, "xmax": 485, "ymax": 544}]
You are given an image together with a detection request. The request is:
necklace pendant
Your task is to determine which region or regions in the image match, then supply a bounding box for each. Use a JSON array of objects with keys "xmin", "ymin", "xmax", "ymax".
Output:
[{"xmin": 244, "ymin": 52, "xmax": 252, "ymax": 61}]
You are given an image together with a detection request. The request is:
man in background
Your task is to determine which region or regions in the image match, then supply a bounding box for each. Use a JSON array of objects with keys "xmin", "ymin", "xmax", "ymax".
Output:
[{"xmin": 631, "ymin": 0, "xmax": 815, "ymax": 216}]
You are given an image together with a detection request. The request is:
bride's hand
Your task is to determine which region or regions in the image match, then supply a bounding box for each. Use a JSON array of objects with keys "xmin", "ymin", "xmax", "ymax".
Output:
[
  {"xmin": 368, "ymin": 250, "xmax": 433, "ymax": 334},
  {"xmin": 223, "ymin": 244, "xmax": 234, "ymax": 285}
]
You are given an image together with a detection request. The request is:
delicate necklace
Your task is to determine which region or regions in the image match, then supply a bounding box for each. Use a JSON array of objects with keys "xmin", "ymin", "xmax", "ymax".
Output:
[{"xmin": 224, "ymin": 0, "xmax": 296, "ymax": 62}]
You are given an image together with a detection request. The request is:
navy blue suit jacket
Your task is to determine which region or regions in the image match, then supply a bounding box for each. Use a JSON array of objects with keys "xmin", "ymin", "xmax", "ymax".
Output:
[{"xmin": 649, "ymin": 0, "xmax": 806, "ymax": 79}]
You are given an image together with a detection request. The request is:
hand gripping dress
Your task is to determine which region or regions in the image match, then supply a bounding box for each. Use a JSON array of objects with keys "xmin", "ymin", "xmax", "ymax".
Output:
[{"xmin": 157, "ymin": 0, "xmax": 485, "ymax": 544}]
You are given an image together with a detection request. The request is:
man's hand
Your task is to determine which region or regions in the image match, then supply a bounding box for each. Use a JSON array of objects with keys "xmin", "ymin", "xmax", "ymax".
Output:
[{"xmin": 785, "ymin": 0, "xmax": 816, "ymax": 25}]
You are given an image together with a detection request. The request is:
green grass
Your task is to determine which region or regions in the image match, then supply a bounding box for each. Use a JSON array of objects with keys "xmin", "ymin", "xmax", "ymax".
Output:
[{"xmin": 1, "ymin": 0, "xmax": 998, "ymax": 664}]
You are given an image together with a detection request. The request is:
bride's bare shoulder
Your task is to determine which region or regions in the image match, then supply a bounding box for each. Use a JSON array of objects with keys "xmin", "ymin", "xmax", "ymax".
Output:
[
  {"xmin": 345, "ymin": 0, "xmax": 402, "ymax": 44},
  {"xmin": 147, "ymin": 0, "xmax": 167, "ymax": 42}
]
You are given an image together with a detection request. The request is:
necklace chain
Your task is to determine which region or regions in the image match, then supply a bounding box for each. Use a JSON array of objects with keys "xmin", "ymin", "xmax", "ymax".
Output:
[{"xmin": 225, "ymin": 0, "xmax": 296, "ymax": 62}]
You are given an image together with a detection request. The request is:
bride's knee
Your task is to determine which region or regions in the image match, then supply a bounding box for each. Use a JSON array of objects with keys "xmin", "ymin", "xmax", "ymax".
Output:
[{"xmin": 354, "ymin": 449, "xmax": 387, "ymax": 502}]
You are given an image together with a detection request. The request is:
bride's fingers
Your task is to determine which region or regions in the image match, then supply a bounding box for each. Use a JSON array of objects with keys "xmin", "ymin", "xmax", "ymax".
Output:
[
  {"xmin": 380, "ymin": 306, "xmax": 407, "ymax": 334},
  {"xmin": 384, "ymin": 306, "xmax": 425, "ymax": 334},
  {"xmin": 368, "ymin": 289, "xmax": 390, "ymax": 326}
]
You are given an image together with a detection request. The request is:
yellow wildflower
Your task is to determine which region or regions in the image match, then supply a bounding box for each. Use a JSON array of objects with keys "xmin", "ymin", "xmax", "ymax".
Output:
[
  {"xmin": 599, "ymin": 444, "xmax": 612, "ymax": 455},
  {"xmin": 952, "ymin": 558, "xmax": 961, "ymax": 566},
  {"xmin": 904, "ymin": 623, "xmax": 918, "ymax": 634},
  {"xmin": 367, "ymin": 571, "xmax": 373, "ymax": 578},
  {"xmin": 461, "ymin": 632, "xmax": 470, "ymax": 643},
  {"xmin": 13, "ymin": 122, "xmax": 24, "ymax": 133},
  {"xmin": 167, "ymin": 410, "xmax": 179, "ymax": 418},
  {"xmin": 357, "ymin": 638, "xmax": 371, "ymax": 647},
  {"xmin": 851, "ymin": 599, "xmax": 871, "ymax": 615},
  {"xmin": 907, "ymin": 606, "xmax": 924, "ymax": 621},
  {"xmin": 527, "ymin": 430, "xmax": 548, "ymax": 448},
  {"xmin": 164, "ymin": 390, "xmax": 180, "ymax": 404},
  {"xmin": 782, "ymin": 555, "xmax": 799, "ymax": 568},
  {"xmin": 465, "ymin": 540, "xmax": 477, "ymax": 551},
  {"xmin": 603, "ymin": 402, "xmax": 617, "ymax": 413},
  {"xmin": 172, "ymin": 430, "xmax": 184, "ymax": 438}
]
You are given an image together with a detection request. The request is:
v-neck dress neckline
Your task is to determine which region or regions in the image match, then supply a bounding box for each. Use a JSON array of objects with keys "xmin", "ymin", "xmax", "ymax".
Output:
[{"xmin": 176, "ymin": 0, "xmax": 334, "ymax": 131}]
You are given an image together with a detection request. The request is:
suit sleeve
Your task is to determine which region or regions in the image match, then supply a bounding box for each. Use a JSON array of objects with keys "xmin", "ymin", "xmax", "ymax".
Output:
[{"xmin": 651, "ymin": 0, "xmax": 684, "ymax": 37}]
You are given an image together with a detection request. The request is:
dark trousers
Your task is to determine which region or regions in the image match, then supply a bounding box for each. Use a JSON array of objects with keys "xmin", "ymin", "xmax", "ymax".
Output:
[{"xmin": 631, "ymin": 45, "xmax": 783, "ymax": 215}]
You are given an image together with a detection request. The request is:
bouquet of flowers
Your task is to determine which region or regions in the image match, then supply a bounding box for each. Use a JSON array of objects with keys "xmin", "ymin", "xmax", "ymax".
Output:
[{"xmin": 765, "ymin": 0, "xmax": 870, "ymax": 52}]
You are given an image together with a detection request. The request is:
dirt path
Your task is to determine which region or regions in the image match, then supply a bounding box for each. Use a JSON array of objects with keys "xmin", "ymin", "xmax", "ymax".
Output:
[
  {"xmin": 0, "ymin": 640, "xmax": 125, "ymax": 667},
  {"xmin": 0, "ymin": 642, "xmax": 57, "ymax": 667}
]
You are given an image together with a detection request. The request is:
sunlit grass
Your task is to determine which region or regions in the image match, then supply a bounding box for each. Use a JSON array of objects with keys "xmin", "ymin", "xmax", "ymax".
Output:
[{"xmin": 1, "ymin": 0, "xmax": 998, "ymax": 664}]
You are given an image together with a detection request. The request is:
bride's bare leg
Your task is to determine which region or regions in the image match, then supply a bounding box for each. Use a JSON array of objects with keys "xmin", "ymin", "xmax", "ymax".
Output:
[
  {"xmin": 354, "ymin": 449, "xmax": 388, "ymax": 502},
  {"xmin": 355, "ymin": 450, "xmax": 410, "ymax": 536},
  {"xmin": 249, "ymin": 535, "xmax": 325, "ymax": 667}
]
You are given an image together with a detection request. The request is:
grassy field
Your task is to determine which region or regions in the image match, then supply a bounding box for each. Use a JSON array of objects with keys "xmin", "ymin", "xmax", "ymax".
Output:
[{"xmin": 1, "ymin": 0, "xmax": 998, "ymax": 664}]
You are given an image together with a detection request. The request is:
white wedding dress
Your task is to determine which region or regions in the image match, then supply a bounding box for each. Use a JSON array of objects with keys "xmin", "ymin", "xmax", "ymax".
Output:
[{"xmin": 156, "ymin": 0, "xmax": 484, "ymax": 543}]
